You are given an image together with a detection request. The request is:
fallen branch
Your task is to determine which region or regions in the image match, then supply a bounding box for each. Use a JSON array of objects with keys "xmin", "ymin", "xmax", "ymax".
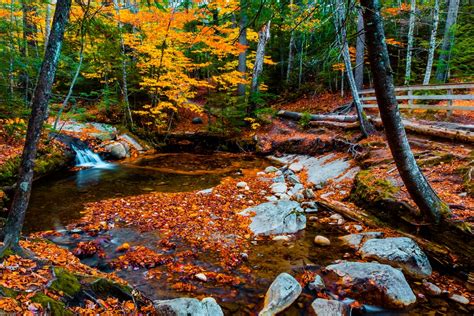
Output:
[
  {"xmin": 309, "ymin": 120, "xmax": 360, "ymax": 129},
  {"xmin": 277, "ymin": 110, "xmax": 358, "ymax": 122}
]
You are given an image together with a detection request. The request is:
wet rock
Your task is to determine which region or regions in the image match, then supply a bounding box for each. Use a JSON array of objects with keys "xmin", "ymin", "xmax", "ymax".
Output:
[
  {"xmin": 265, "ymin": 166, "xmax": 279, "ymax": 173},
  {"xmin": 272, "ymin": 175, "xmax": 285, "ymax": 183},
  {"xmin": 314, "ymin": 235, "xmax": 330, "ymax": 246},
  {"xmin": 192, "ymin": 117, "xmax": 203, "ymax": 124},
  {"xmin": 304, "ymin": 188, "xmax": 315, "ymax": 199},
  {"xmin": 270, "ymin": 183, "xmax": 287, "ymax": 194},
  {"xmin": 339, "ymin": 232, "xmax": 384, "ymax": 249},
  {"xmin": 105, "ymin": 141, "xmax": 129, "ymax": 160},
  {"xmin": 154, "ymin": 297, "xmax": 223, "ymax": 316},
  {"xmin": 326, "ymin": 262, "xmax": 416, "ymax": 308},
  {"xmin": 289, "ymin": 162, "xmax": 304, "ymax": 172},
  {"xmin": 311, "ymin": 299, "xmax": 348, "ymax": 316},
  {"xmin": 289, "ymin": 183, "xmax": 304, "ymax": 195},
  {"xmin": 240, "ymin": 201, "xmax": 306, "ymax": 235},
  {"xmin": 449, "ymin": 294, "xmax": 469, "ymax": 305},
  {"xmin": 195, "ymin": 273, "xmax": 207, "ymax": 282},
  {"xmin": 329, "ymin": 214, "xmax": 343, "ymax": 220},
  {"xmin": 359, "ymin": 237, "xmax": 432, "ymax": 279},
  {"xmin": 293, "ymin": 193, "xmax": 304, "ymax": 202},
  {"xmin": 197, "ymin": 188, "xmax": 213, "ymax": 195},
  {"xmin": 287, "ymin": 174, "xmax": 301, "ymax": 184},
  {"xmin": 422, "ymin": 281, "xmax": 441, "ymax": 296},
  {"xmin": 236, "ymin": 181, "xmax": 247, "ymax": 188},
  {"xmin": 259, "ymin": 273, "xmax": 302, "ymax": 316},
  {"xmin": 308, "ymin": 275, "xmax": 325, "ymax": 292}
]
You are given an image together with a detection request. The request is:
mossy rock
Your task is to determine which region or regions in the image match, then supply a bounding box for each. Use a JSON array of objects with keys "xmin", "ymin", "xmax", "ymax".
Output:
[
  {"xmin": 351, "ymin": 169, "xmax": 399, "ymax": 204},
  {"xmin": 31, "ymin": 292, "xmax": 73, "ymax": 316},
  {"xmin": 418, "ymin": 152, "xmax": 454, "ymax": 167},
  {"xmin": 50, "ymin": 268, "xmax": 81, "ymax": 297},
  {"xmin": 89, "ymin": 278, "xmax": 133, "ymax": 301}
]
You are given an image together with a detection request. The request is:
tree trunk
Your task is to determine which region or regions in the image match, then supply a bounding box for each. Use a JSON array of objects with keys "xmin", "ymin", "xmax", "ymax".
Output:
[
  {"xmin": 112, "ymin": 0, "xmax": 133, "ymax": 127},
  {"xmin": 237, "ymin": 0, "xmax": 247, "ymax": 96},
  {"xmin": 361, "ymin": 0, "xmax": 450, "ymax": 223},
  {"xmin": 334, "ymin": 0, "xmax": 374, "ymax": 138},
  {"xmin": 354, "ymin": 8, "xmax": 365, "ymax": 90},
  {"xmin": 298, "ymin": 34, "xmax": 305, "ymax": 88},
  {"xmin": 249, "ymin": 20, "xmax": 271, "ymax": 112},
  {"xmin": 404, "ymin": 0, "xmax": 416, "ymax": 85},
  {"xmin": 435, "ymin": 0, "xmax": 459, "ymax": 82},
  {"xmin": 44, "ymin": 2, "xmax": 52, "ymax": 51},
  {"xmin": 422, "ymin": 0, "xmax": 439, "ymax": 85},
  {"xmin": 0, "ymin": 0, "xmax": 71, "ymax": 252},
  {"xmin": 286, "ymin": 32, "xmax": 294, "ymax": 83}
]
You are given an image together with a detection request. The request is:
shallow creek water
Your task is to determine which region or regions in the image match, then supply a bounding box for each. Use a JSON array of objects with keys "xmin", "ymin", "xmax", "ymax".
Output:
[{"xmin": 25, "ymin": 153, "xmax": 470, "ymax": 315}]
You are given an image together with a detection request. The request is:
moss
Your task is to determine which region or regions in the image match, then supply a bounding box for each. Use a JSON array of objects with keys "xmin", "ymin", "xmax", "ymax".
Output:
[
  {"xmin": 351, "ymin": 169, "xmax": 399, "ymax": 204},
  {"xmin": 31, "ymin": 293, "xmax": 72, "ymax": 316},
  {"xmin": 0, "ymin": 156, "xmax": 21, "ymax": 187},
  {"xmin": 90, "ymin": 278, "xmax": 133, "ymax": 301},
  {"xmin": 0, "ymin": 247, "xmax": 15, "ymax": 259},
  {"xmin": 0, "ymin": 285, "xmax": 18, "ymax": 298},
  {"xmin": 50, "ymin": 268, "xmax": 81, "ymax": 297},
  {"xmin": 418, "ymin": 152, "xmax": 454, "ymax": 167}
]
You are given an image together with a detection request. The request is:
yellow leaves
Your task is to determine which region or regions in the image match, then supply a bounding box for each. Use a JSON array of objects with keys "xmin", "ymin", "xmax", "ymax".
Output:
[
  {"xmin": 386, "ymin": 38, "xmax": 404, "ymax": 47},
  {"xmin": 332, "ymin": 62, "xmax": 345, "ymax": 72}
]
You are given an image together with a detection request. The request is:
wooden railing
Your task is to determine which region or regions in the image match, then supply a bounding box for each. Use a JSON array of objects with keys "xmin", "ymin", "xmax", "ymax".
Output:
[{"xmin": 359, "ymin": 83, "xmax": 474, "ymax": 115}]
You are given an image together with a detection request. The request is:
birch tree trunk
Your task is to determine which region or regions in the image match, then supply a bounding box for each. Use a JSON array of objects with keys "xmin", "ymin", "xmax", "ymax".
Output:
[
  {"xmin": 286, "ymin": 31, "xmax": 294, "ymax": 83},
  {"xmin": 298, "ymin": 34, "xmax": 305, "ymax": 88},
  {"xmin": 435, "ymin": 0, "xmax": 460, "ymax": 82},
  {"xmin": 354, "ymin": 8, "xmax": 365, "ymax": 90},
  {"xmin": 112, "ymin": 0, "xmax": 133, "ymax": 127},
  {"xmin": 0, "ymin": 0, "xmax": 71, "ymax": 253},
  {"xmin": 334, "ymin": 0, "xmax": 373, "ymax": 137},
  {"xmin": 404, "ymin": 0, "xmax": 416, "ymax": 85},
  {"xmin": 422, "ymin": 0, "xmax": 439, "ymax": 85},
  {"xmin": 361, "ymin": 0, "xmax": 450, "ymax": 223},
  {"xmin": 237, "ymin": 0, "xmax": 247, "ymax": 96},
  {"xmin": 44, "ymin": 1, "xmax": 52, "ymax": 51},
  {"xmin": 249, "ymin": 20, "xmax": 271, "ymax": 113}
]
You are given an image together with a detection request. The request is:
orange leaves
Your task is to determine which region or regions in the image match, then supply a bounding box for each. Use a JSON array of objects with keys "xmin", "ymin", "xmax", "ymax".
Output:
[
  {"xmin": 0, "ymin": 297, "xmax": 21, "ymax": 313},
  {"xmin": 0, "ymin": 255, "xmax": 51, "ymax": 292},
  {"xmin": 115, "ymin": 242, "xmax": 131, "ymax": 252},
  {"xmin": 111, "ymin": 246, "xmax": 171, "ymax": 269},
  {"xmin": 72, "ymin": 241, "xmax": 106, "ymax": 258}
]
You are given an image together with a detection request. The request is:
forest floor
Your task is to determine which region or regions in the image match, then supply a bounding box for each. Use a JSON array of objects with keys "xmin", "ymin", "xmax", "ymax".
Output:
[{"xmin": 0, "ymin": 92, "xmax": 473, "ymax": 314}]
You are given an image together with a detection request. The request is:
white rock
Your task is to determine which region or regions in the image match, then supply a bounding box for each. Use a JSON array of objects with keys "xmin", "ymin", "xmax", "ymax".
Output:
[
  {"xmin": 329, "ymin": 214, "xmax": 343, "ymax": 220},
  {"xmin": 314, "ymin": 235, "xmax": 331, "ymax": 246},
  {"xmin": 308, "ymin": 275, "xmax": 325, "ymax": 292},
  {"xmin": 195, "ymin": 273, "xmax": 208, "ymax": 282},
  {"xmin": 265, "ymin": 166, "xmax": 279, "ymax": 173},
  {"xmin": 289, "ymin": 162, "xmax": 304, "ymax": 172},
  {"xmin": 422, "ymin": 281, "xmax": 441, "ymax": 296},
  {"xmin": 272, "ymin": 235, "xmax": 290, "ymax": 241},
  {"xmin": 154, "ymin": 297, "xmax": 223, "ymax": 316},
  {"xmin": 450, "ymin": 294, "xmax": 470, "ymax": 305},
  {"xmin": 236, "ymin": 181, "xmax": 248, "ymax": 188},
  {"xmin": 311, "ymin": 299, "xmax": 348, "ymax": 316},
  {"xmin": 353, "ymin": 225, "xmax": 363, "ymax": 232},
  {"xmin": 270, "ymin": 183, "xmax": 287, "ymax": 194}
]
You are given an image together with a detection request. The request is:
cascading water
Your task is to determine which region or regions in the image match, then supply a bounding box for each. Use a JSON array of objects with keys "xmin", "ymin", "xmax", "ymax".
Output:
[{"xmin": 70, "ymin": 143, "xmax": 111, "ymax": 168}]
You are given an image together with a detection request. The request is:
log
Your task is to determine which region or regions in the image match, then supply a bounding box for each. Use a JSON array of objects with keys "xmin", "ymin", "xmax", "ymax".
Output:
[
  {"xmin": 309, "ymin": 120, "xmax": 360, "ymax": 129},
  {"xmin": 277, "ymin": 110, "xmax": 358, "ymax": 122},
  {"xmin": 371, "ymin": 118, "xmax": 474, "ymax": 143}
]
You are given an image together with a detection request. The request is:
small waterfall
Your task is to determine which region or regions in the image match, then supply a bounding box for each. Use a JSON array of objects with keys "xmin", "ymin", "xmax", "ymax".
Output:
[{"xmin": 70, "ymin": 144, "xmax": 111, "ymax": 168}]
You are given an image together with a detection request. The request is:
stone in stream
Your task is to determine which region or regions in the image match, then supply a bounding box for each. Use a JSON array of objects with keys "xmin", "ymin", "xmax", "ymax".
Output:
[
  {"xmin": 449, "ymin": 294, "xmax": 470, "ymax": 305},
  {"xmin": 153, "ymin": 297, "xmax": 223, "ymax": 316},
  {"xmin": 311, "ymin": 299, "xmax": 348, "ymax": 316},
  {"xmin": 359, "ymin": 237, "xmax": 432, "ymax": 279},
  {"xmin": 339, "ymin": 232, "xmax": 384, "ymax": 249},
  {"xmin": 289, "ymin": 162, "xmax": 304, "ymax": 172},
  {"xmin": 272, "ymin": 175, "xmax": 286, "ymax": 183},
  {"xmin": 192, "ymin": 117, "xmax": 203, "ymax": 124},
  {"xmin": 240, "ymin": 201, "xmax": 306, "ymax": 235},
  {"xmin": 265, "ymin": 166, "xmax": 279, "ymax": 173},
  {"xmin": 104, "ymin": 141, "xmax": 129, "ymax": 160},
  {"xmin": 314, "ymin": 235, "xmax": 331, "ymax": 246},
  {"xmin": 287, "ymin": 174, "xmax": 301, "ymax": 184},
  {"xmin": 326, "ymin": 262, "xmax": 416, "ymax": 308},
  {"xmin": 259, "ymin": 273, "xmax": 302, "ymax": 316},
  {"xmin": 236, "ymin": 181, "xmax": 247, "ymax": 188},
  {"xmin": 301, "ymin": 201, "xmax": 317, "ymax": 209},
  {"xmin": 422, "ymin": 280, "xmax": 441, "ymax": 296},
  {"xmin": 304, "ymin": 188, "xmax": 315, "ymax": 199},
  {"xmin": 308, "ymin": 275, "xmax": 325, "ymax": 292}
]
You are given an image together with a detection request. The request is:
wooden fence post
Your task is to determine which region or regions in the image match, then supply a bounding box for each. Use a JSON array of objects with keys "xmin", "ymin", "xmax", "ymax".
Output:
[{"xmin": 447, "ymin": 88, "xmax": 453, "ymax": 117}]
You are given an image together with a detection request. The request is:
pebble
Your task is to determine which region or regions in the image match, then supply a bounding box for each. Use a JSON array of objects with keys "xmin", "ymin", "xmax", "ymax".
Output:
[
  {"xmin": 301, "ymin": 202, "xmax": 317, "ymax": 209},
  {"xmin": 289, "ymin": 162, "xmax": 304, "ymax": 172},
  {"xmin": 195, "ymin": 273, "xmax": 207, "ymax": 282},
  {"xmin": 353, "ymin": 225, "xmax": 363, "ymax": 232},
  {"xmin": 329, "ymin": 214, "xmax": 343, "ymax": 220},
  {"xmin": 294, "ymin": 193, "xmax": 305, "ymax": 202},
  {"xmin": 236, "ymin": 181, "xmax": 247, "ymax": 188},
  {"xmin": 244, "ymin": 186, "xmax": 250, "ymax": 191},
  {"xmin": 305, "ymin": 208, "xmax": 318, "ymax": 213},
  {"xmin": 449, "ymin": 294, "xmax": 470, "ymax": 305},
  {"xmin": 287, "ymin": 174, "xmax": 301, "ymax": 184},
  {"xmin": 270, "ymin": 183, "xmax": 287, "ymax": 194},
  {"xmin": 309, "ymin": 216, "xmax": 318, "ymax": 221},
  {"xmin": 337, "ymin": 218, "xmax": 346, "ymax": 225},
  {"xmin": 265, "ymin": 166, "xmax": 279, "ymax": 173},
  {"xmin": 458, "ymin": 192, "xmax": 467, "ymax": 197},
  {"xmin": 423, "ymin": 281, "xmax": 441, "ymax": 296},
  {"xmin": 308, "ymin": 275, "xmax": 325, "ymax": 291},
  {"xmin": 272, "ymin": 235, "xmax": 290, "ymax": 241},
  {"xmin": 314, "ymin": 235, "xmax": 331, "ymax": 246}
]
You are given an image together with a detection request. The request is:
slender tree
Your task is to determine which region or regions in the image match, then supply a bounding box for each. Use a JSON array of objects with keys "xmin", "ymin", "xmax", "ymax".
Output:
[
  {"xmin": 354, "ymin": 7, "xmax": 365, "ymax": 90},
  {"xmin": 361, "ymin": 0, "xmax": 450, "ymax": 223},
  {"xmin": 334, "ymin": 0, "xmax": 373, "ymax": 138},
  {"xmin": 237, "ymin": 0, "xmax": 248, "ymax": 96},
  {"xmin": 404, "ymin": 0, "xmax": 416, "ymax": 85},
  {"xmin": 435, "ymin": 0, "xmax": 460, "ymax": 82},
  {"xmin": 422, "ymin": 0, "xmax": 439, "ymax": 85},
  {"xmin": 249, "ymin": 20, "xmax": 271, "ymax": 113},
  {"xmin": 0, "ymin": 0, "xmax": 72, "ymax": 255}
]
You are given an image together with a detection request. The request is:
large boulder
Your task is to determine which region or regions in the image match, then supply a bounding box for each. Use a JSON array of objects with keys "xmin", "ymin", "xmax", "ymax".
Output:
[
  {"xmin": 270, "ymin": 154, "xmax": 350, "ymax": 187},
  {"xmin": 259, "ymin": 273, "xmax": 302, "ymax": 316},
  {"xmin": 240, "ymin": 201, "xmax": 306, "ymax": 235},
  {"xmin": 326, "ymin": 262, "xmax": 416, "ymax": 308},
  {"xmin": 153, "ymin": 297, "xmax": 223, "ymax": 316},
  {"xmin": 311, "ymin": 299, "xmax": 348, "ymax": 316},
  {"xmin": 104, "ymin": 141, "xmax": 129, "ymax": 160},
  {"xmin": 359, "ymin": 237, "xmax": 432, "ymax": 279}
]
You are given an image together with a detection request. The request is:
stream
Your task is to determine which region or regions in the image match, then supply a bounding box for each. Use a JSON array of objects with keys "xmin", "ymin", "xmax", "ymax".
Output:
[{"xmin": 24, "ymin": 153, "xmax": 470, "ymax": 315}]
